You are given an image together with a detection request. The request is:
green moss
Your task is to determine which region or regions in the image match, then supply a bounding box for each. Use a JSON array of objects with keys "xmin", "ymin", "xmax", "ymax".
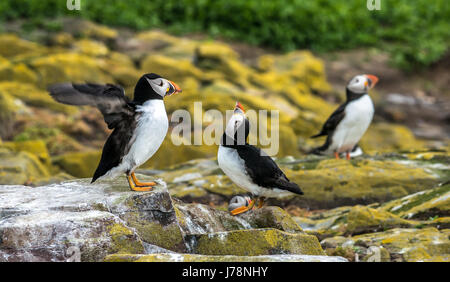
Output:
[
  {"xmin": 52, "ymin": 151, "xmax": 101, "ymax": 178},
  {"xmin": 107, "ymin": 223, "xmax": 145, "ymax": 254},
  {"xmin": 190, "ymin": 228, "xmax": 324, "ymax": 256}
]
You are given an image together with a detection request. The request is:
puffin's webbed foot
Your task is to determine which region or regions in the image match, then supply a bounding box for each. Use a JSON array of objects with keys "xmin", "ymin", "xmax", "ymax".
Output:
[
  {"xmin": 131, "ymin": 172, "xmax": 156, "ymax": 187},
  {"xmin": 127, "ymin": 173, "xmax": 155, "ymax": 192}
]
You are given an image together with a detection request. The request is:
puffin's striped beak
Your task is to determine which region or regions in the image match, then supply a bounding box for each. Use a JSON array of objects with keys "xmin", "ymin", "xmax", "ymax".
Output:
[
  {"xmin": 234, "ymin": 101, "xmax": 245, "ymax": 114},
  {"xmin": 168, "ymin": 80, "xmax": 182, "ymax": 95},
  {"xmin": 364, "ymin": 74, "xmax": 379, "ymax": 89}
]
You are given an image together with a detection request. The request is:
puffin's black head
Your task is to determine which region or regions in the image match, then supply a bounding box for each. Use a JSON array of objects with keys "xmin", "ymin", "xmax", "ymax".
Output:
[{"xmin": 133, "ymin": 73, "xmax": 182, "ymax": 105}]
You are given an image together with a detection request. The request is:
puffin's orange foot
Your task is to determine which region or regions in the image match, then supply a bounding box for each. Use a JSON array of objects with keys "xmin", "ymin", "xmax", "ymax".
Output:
[
  {"xmin": 346, "ymin": 152, "xmax": 351, "ymax": 160},
  {"xmin": 131, "ymin": 172, "xmax": 156, "ymax": 187},
  {"xmin": 127, "ymin": 174, "xmax": 154, "ymax": 192},
  {"xmin": 257, "ymin": 197, "xmax": 265, "ymax": 209},
  {"xmin": 334, "ymin": 152, "xmax": 340, "ymax": 159}
]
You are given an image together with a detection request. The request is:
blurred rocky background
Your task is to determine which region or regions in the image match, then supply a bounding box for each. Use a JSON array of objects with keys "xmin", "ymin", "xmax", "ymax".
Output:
[{"xmin": 0, "ymin": 0, "xmax": 448, "ymax": 262}]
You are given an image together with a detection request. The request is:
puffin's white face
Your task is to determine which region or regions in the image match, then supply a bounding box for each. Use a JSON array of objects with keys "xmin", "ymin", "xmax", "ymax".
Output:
[
  {"xmin": 225, "ymin": 102, "xmax": 246, "ymax": 138},
  {"xmin": 146, "ymin": 77, "xmax": 182, "ymax": 97},
  {"xmin": 347, "ymin": 74, "xmax": 379, "ymax": 94}
]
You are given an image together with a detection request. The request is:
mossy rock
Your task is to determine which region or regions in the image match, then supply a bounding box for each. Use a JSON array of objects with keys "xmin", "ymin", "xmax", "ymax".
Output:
[
  {"xmin": 0, "ymin": 82, "xmax": 76, "ymax": 114},
  {"xmin": 0, "ymin": 90, "xmax": 18, "ymax": 139},
  {"xmin": 0, "ymin": 61, "xmax": 38, "ymax": 84},
  {"xmin": 285, "ymin": 158, "xmax": 439, "ymax": 209},
  {"xmin": 2, "ymin": 140, "xmax": 51, "ymax": 168},
  {"xmin": 361, "ymin": 123, "xmax": 425, "ymax": 153},
  {"xmin": 0, "ymin": 34, "xmax": 46, "ymax": 58},
  {"xmin": 105, "ymin": 253, "xmax": 347, "ymax": 262},
  {"xmin": 52, "ymin": 151, "xmax": 101, "ymax": 178},
  {"xmin": 141, "ymin": 54, "xmax": 205, "ymax": 82},
  {"xmin": 73, "ymin": 39, "xmax": 109, "ymax": 57},
  {"xmin": 187, "ymin": 228, "xmax": 325, "ymax": 256},
  {"xmin": 344, "ymin": 205, "xmax": 414, "ymax": 235},
  {"xmin": 107, "ymin": 223, "xmax": 145, "ymax": 255},
  {"xmin": 0, "ymin": 150, "xmax": 49, "ymax": 185},
  {"xmin": 379, "ymin": 184, "xmax": 450, "ymax": 219},
  {"xmin": 29, "ymin": 53, "xmax": 112, "ymax": 88}
]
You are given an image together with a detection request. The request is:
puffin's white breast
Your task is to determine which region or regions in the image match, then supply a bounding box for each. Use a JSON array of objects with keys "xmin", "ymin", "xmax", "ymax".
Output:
[
  {"xmin": 218, "ymin": 146, "xmax": 263, "ymax": 195},
  {"xmin": 123, "ymin": 99, "xmax": 168, "ymax": 170},
  {"xmin": 331, "ymin": 95, "xmax": 374, "ymax": 153}
]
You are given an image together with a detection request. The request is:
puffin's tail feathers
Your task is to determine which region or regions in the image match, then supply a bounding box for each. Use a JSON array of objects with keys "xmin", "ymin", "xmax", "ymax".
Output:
[
  {"xmin": 274, "ymin": 179, "xmax": 304, "ymax": 195},
  {"xmin": 309, "ymin": 146, "xmax": 326, "ymax": 155},
  {"xmin": 310, "ymin": 132, "xmax": 324, "ymax": 139}
]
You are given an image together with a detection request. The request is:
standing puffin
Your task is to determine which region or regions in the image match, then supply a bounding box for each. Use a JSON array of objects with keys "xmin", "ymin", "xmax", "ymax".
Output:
[
  {"xmin": 48, "ymin": 73, "xmax": 182, "ymax": 191},
  {"xmin": 218, "ymin": 102, "xmax": 303, "ymax": 215},
  {"xmin": 311, "ymin": 74, "xmax": 378, "ymax": 160}
]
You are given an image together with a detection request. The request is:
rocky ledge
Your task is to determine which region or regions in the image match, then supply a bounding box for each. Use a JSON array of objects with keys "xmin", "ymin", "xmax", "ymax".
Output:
[{"xmin": 0, "ymin": 177, "xmax": 343, "ymax": 262}]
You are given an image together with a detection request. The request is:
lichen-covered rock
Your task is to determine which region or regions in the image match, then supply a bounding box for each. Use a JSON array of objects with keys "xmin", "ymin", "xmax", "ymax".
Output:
[
  {"xmin": 0, "ymin": 82, "xmax": 76, "ymax": 114},
  {"xmin": 73, "ymin": 39, "xmax": 109, "ymax": 57},
  {"xmin": 52, "ymin": 151, "xmax": 101, "ymax": 178},
  {"xmin": 321, "ymin": 227, "xmax": 450, "ymax": 262},
  {"xmin": 29, "ymin": 53, "xmax": 112, "ymax": 88},
  {"xmin": 0, "ymin": 34, "xmax": 46, "ymax": 58},
  {"xmin": 2, "ymin": 140, "xmax": 51, "ymax": 168},
  {"xmin": 0, "ymin": 149, "xmax": 49, "ymax": 185},
  {"xmin": 0, "ymin": 90, "xmax": 18, "ymax": 139},
  {"xmin": 379, "ymin": 183, "xmax": 450, "ymax": 219},
  {"xmin": 285, "ymin": 158, "xmax": 439, "ymax": 209},
  {"xmin": 105, "ymin": 253, "xmax": 347, "ymax": 262},
  {"xmin": 186, "ymin": 228, "xmax": 325, "ymax": 256}
]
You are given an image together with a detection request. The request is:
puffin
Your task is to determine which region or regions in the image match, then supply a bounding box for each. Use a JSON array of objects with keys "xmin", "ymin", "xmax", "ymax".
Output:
[
  {"xmin": 48, "ymin": 73, "xmax": 182, "ymax": 191},
  {"xmin": 218, "ymin": 102, "xmax": 303, "ymax": 215},
  {"xmin": 310, "ymin": 74, "xmax": 378, "ymax": 160}
]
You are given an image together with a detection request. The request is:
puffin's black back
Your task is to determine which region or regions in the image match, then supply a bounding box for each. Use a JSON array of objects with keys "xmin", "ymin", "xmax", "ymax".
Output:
[{"xmin": 133, "ymin": 73, "xmax": 163, "ymax": 105}]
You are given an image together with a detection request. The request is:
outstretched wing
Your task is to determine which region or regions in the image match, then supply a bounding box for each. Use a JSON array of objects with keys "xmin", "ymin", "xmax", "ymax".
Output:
[
  {"xmin": 311, "ymin": 103, "xmax": 347, "ymax": 138},
  {"xmin": 47, "ymin": 83, "xmax": 135, "ymax": 129},
  {"xmin": 236, "ymin": 145, "xmax": 303, "ymax": 195}
]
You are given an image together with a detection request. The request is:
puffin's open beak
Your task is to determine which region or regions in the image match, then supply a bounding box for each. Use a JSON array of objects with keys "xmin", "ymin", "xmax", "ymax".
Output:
[
  {"xmin": 364, "ymin": 74, "xmax": 379, "ymax": 89},
  {"xmin": 168, "ymin": 80, "xmax": 182, "ymax": 95},
  {"xmin": 234, "ymin": 101, "xmax": 245, "ymax": 114}
]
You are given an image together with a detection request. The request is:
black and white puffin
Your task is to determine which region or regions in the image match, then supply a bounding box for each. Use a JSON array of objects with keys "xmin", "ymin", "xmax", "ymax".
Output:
[
  {"xmin": 311, "ymin": 74, "xmax": 378, "ymax": 160},
  {"xmin": 218, "ymin": 102, "xmax": 303, "ymax": 215},
  {"xmin": 48, "ymin": 73, "xmax": 182, "ymax": 191}
]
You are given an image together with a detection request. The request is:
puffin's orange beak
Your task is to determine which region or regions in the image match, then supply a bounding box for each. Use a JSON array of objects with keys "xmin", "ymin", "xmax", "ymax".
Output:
[
  {"xmin": 168, "ymin": 80, "xmax": 182, "ymax": 95},
  {"xmin": 234, "ymin": 101, "xmax": 245, "ymax": 113},
  {"xmin": 364, "ymin": 74, "xmax": 379, "ymax": 89}
]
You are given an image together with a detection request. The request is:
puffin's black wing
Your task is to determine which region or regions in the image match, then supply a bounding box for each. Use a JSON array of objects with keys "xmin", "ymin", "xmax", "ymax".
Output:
[
  {"xmin": 48, "ymin": 83, "xmax": 134, "ymax": 129},
  {"xmin": 311, "ymin": 103, "xmax": 347, "ymax": 138},
  {"xmin": 48, "ymin": 83, "xmax": 137, "ymax": 182},
  {"xmin": 236, "ymin": 145, "xmax": 303, "ymax": 195}
]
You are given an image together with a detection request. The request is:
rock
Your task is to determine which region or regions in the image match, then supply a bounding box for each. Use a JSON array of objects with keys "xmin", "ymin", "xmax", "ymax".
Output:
[
  {"xmin": 285, "ymin": 158, "xmax": 439, "ymax": 209},
  {"xmin": 52, "ymin": 151, "xmax": 101, "ymax": 178},
  {"xmin": 141, "ymin": 55, "xmax": 205, "ymax": 82},
  {"xmin": 73, "ymin": 39, "xmax": 109, "ymax": 57},
  {"xmin": 0, "ymin": 82, "xmax": 76, "ymax": 114},
  {"xmin": 105, "ymin": 253, "xmax": 347, "ymax": 262},
  {"xmin": 186, "ymin": 228, "xmax": 324, "ymax": 256},
  {"xmin": 175, "ymin": 203, "xmax": 302, "ymax": 235},
  {"xmin": 0, "ymin": 177, "xmax": 329, "ymax": 261},
  {"xmin": 361, "ymin": 123, "xmax": 426, "ymax": 153},
  {"xmin": 379, "ymin": 183, "xmax": 450, "ymax": 219},
  {"xmin": 0, "ymin": 149, "xmax": 49, "ymax": 185},
  {"xmin": 0, "ymin": 34, "xmax": 46, "ymax": 58},
  {"xmin": 0, "ymin": 90, "xmax": 18, "ymax": 139},
  {"xmin": 0, "ymin": 178, "xmax": 181, "ymax": 261},
  {"xmin": 321, "ymin": 227, "xmax": 450, "ymax": 262},
  {"xmin": 29, "ymin": 53, "xmax": 112, "ymax": 88},
  {"xmin": 2, "ymin": 140, "xmax": 51, "ymax": 168}
]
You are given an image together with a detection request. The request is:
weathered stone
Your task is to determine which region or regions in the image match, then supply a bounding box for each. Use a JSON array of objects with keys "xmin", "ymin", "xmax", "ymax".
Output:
[
  {"xmin": 186, "ymin": 228, "xmax": 325, "ymax": 256},
  {"xmin": 105, "ymin": 253, "xmax": 347, "ymax": 262}
]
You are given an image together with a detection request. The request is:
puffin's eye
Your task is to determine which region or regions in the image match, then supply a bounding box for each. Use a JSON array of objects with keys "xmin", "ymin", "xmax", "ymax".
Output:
[
  {"xmin": 159, "ymin": 80, "xmax": 164, "ymax": 87},
  {"xmin": 355, "ymin": 79, "xmax": 359, "ymax": 83}
]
